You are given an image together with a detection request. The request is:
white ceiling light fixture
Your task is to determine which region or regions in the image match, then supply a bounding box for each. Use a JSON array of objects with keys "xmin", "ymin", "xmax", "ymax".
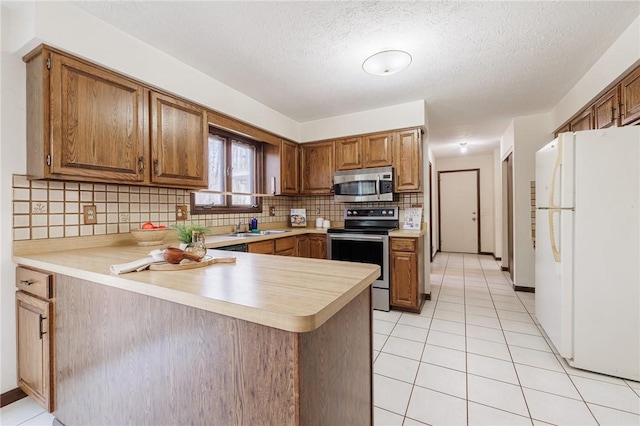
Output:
[
  {"xmin": 459, "ymin": 142, "xmax": 468, "ymax": 154},
  {"xmin": 362, "ymin": 50, "xmax": 412, "ymax": 76}
]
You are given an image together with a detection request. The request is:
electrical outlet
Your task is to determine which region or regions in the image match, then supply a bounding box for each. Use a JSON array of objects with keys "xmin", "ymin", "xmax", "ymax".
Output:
[
  {"xmin": 83, "ymin": 205, "xmax": 98, "ymax": 225},
  {"xmin": 269, "ymin": 206, "xmax": 276, "ymax": 216},
  {"xmin": 176, "ymin": 205, "xmax": 188, "ymax": 221},
  {"xmin": 315, "ymin": 207, "xmax": 320, "ymax": 215}
]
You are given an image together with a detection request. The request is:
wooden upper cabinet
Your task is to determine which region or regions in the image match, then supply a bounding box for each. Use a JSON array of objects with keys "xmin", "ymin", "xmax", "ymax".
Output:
[
  {"xmin": 394, "ymin": 129, "xmax": 422, "ymax": 192},
  {"xmin": 150, "ymin": 92, "xmax": 208, "ymax": 188},
  {"xmin": 621, "ymin": 65, "xmax": 640, "ymax": 126},
  {"xmin": 554, "ymin": 123, "xmax": 571, "ymax": 137},
  {"xmin": 264, "ymin": 139, "xmax": 299, "ymax": 195},
  {"xmin": 29, "ymin": 49, "xmax": 147, "ymax": 182},
  {"xmin": 594, "ymin": 86, "xmax": 621, "ymax": 129},
  {"xmin": 335, "ymin": 137, "xmax": 363, "ymax": 170},
  {"xmin": 363, "ymin": 132, "xmax": 393, "ymax": 168},
  {"xmin": 281, "ymin": 140, "xmax": 299, "ymax": 194},
  {"xmin": 300, "ymin": 141, "xmax": 335, "ymax": 194},
  {"xmin": 570, "ymin": 108, "xmax": 594, "ymax": 132}
]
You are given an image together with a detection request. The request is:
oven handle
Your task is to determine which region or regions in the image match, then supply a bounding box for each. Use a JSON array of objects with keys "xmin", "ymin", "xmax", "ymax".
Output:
[{"xmin": 328, "ymin": 234, "xmax": 387, "ymax": 243}]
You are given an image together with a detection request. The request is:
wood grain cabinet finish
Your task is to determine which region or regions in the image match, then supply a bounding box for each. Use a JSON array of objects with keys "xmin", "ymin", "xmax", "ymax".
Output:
[
  {"xmin": 265, "ymin": 139, "xmax": 299, "ymax": 195},
  {"xmin": 26, "ymin": 48, "xmax": 147, "ymax": 183},
  {"xmin": 308, "ymin": 235, "xmax": 327, "ymax": 259},
  {"xmin": 594, "ymin": 86, "xmax": 621, "ymax": 129},
  {"xmin": 363, "ymin": 132, "xmax": 394, "ymax": 168},
  {"xmin": 275, "ymin": 236, "xmax": 296, "ymax": 256},
  {"xmin": 570, "ymin": 108, "xmax": 594, "ymax": 132},
  {"xmin": 248, "ymin": 240, "xmax": 275, "ymax": 254},
  {"xmin": 296, "ymin": 235, "xmax": 310, "ymax": 258},
  {"xmin": 150, "ymin": 92, "xmax": 208, "ymax": 188},
  {"xmin": 621, "ymin": 65, "xmax": 640, "ymax": 126},
  {"xmin": 15, "ymin": 267, "xmax": 54, "ymax": 412},
  {"xmin": 300, "ymin": 141, "xmax": 335, "ymax": 194},
  {"xmin": 390, "ymin": 237, "xmax": 425, "ymax": 313},
  {"xmin": 335, "ymin": 137, "xmax": 363, "ymax": 170},
  {"xmin": 394, "ymin": 128, "xmax": 422, "ymax": 192}
]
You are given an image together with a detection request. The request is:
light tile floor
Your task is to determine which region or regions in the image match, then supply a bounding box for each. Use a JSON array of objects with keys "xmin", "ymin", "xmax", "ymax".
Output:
[
  {"xmin": 2, "ymin": 252, "xmax": 639, "ymax": 425},
  {"xmin": 373, "ymin": 252, "xmax": 640, "ymax": 425}
]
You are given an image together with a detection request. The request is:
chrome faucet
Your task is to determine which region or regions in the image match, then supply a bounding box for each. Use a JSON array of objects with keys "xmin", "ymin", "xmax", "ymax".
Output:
[{"xmin": 236, "ymin": 220, "xmax": 243, "ymax": 233}]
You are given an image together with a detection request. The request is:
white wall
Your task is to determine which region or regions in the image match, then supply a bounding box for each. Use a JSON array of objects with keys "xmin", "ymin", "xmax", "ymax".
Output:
[
  {"xmin": 300, "ymin": 100, "xmax": 426, "ymax": 142},
  {"xmin": 493, "ymin": 148, "xmax": 502, "ymax": 260},
  {"xmin": 436, "ymin": 154, "xmax": 495, "ymax": 254}
]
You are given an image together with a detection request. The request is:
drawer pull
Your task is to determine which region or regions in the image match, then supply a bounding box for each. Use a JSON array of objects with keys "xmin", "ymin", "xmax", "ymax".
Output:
[
  {"xmin": 19, "ymin": 279, "xmax": 34, "ymax": 286},
  {"xmin": 39, "ymin": 314, "xmax": 47, "ymax": 340}
]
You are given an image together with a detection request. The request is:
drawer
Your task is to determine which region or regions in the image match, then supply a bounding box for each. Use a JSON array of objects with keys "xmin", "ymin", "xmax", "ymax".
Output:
[
  {"xmin": 391, "ymin": 238, "xmax": 416, "ymax": 252},
  {"xmin": 16, "ymin": 266, "xmax": 53, "ymax": 299},
  {"xmin": 275, "ymin": 236, "xmax": 295, "ymax": 253},
  {"xmin": 248, "ymin": 240, "xmax": 275, "ymax": 254}
]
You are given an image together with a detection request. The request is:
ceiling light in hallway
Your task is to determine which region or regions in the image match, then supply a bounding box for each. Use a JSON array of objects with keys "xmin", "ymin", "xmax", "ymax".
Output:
[{"xmin": 362, "ymin": 50, "xmax": 412, "ymax": 76}]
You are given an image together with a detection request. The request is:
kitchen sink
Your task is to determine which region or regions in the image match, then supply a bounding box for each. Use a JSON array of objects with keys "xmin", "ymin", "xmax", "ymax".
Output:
[{"xmin": 224, "ymin": 230, "xmax": 290, "ymax": 237}]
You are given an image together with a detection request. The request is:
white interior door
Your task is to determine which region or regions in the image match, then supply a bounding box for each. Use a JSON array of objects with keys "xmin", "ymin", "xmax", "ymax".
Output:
[{"xmin": 439, "ymin": 170, "xmax": 479, "ymax": 253}]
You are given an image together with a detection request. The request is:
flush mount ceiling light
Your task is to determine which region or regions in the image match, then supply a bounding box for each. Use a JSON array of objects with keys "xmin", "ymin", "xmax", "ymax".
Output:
[
  {"xmin": 459, "ymin": 142, "xmax": 468, "ymax": 154},
  {"xmin": 362, "ymin": 50, "xmax": 412, "ymax": 76}
]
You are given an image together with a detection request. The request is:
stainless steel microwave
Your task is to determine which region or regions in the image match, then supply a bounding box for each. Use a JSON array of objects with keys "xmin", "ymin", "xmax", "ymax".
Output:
[{"xmin": 333, "ymin": 167, "xmax": 394, "ymax": 202}]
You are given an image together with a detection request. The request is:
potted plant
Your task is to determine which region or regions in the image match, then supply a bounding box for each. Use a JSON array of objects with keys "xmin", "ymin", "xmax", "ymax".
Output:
[{"xmin": 172, "ymin": 224, "xmax": 210, "ymax": 249}]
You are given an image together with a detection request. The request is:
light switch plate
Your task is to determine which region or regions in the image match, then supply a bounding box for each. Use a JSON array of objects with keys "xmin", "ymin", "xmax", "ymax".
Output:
[
  {"xmin": 83, "ymin": 205, "xmax": 98, "ymax": 224},
  {"xmin": 176, "ymin": 205, "xmax": 188, "ymax": 221}
]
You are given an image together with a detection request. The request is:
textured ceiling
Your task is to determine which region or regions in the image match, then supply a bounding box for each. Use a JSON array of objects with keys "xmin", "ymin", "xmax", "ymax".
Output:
[{"xmin": 72, "ymin": 1, "xmax": 640, "ymax": 157}]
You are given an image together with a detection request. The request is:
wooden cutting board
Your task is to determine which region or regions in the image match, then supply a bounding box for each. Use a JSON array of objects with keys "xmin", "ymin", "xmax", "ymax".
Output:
[{"xmin": 149, "ymin": 255, "xmax": 236, "ymax": 271}]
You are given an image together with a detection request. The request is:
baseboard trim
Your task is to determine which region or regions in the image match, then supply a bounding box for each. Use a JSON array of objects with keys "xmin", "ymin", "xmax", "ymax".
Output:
[
  {"xmin": 513, "ymin": 285, "xmax": 535, "ymax": 293},
  {"xmin": 501, "ymin": 266, "xmax": 509, "ymax": 271},
  {"xmin": 493, "ymin": 255, "xmax": 501, "ymax": 261},
  {"xmin": 425, "ymin": 293, "xmax": 431, "ymax": 301},
  {"xmin": 479, "ymin": 251, "xmax": 493, "ymax": 256},
  {"xmin": 1, "ymin": 387, "xmax": 27, "ymax": 408}
]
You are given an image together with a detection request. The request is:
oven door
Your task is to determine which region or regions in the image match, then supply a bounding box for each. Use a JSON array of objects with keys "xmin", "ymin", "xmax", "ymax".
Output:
[{"xmin": 327, "ymin": 233, "xmax": 390, "ymax": 311}]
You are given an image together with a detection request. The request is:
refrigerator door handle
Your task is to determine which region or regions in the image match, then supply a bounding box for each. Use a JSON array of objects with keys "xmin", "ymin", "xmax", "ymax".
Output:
[
  {"xmin": 548, "ymin": 139, "xmax": 563, "ymax": 209},
  {"xmin": 549, "ymin": 209, "xmax": 561, "ymax": 262}
]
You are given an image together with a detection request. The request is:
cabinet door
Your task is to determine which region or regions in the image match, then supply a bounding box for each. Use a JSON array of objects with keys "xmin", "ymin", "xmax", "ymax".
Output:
[
  {"xmin": 390, "ymin": 251, "xmax": 418, "ymax": 310},
  {"xmin": 335, "ymin": 137, "xmax": 363, "ymax": 170},
  {"xmin": 621, "ymin": 66, "xmax": 640, "ymax": 126},
  {"xmin": 297, "ymin": 235, "xmax": 310, "ymax": 258},
  {"xmin": 570, "ymin": 108, "xmax": 594, "ymax": 132},
  {"xmin": 281, "ymin": 140, "xmax": 299, "ymax": 194},
  {"xmin": 275, "ymin": 236, "xmax": 296, "ymax": 255},
  {"xmin": 594, "ymin": 86, "xmax": 620, "ymax": 129},
  {"xmin": 50, "ymin": 53, "xmax": 147, "ymax": 182},
  {"xmin": 394, "ymin": 129, "xmax": 422, "ymax": 192},
  {"xmin": 150, "ymin": 92, "xmax": 208, "ymax": 188},
  {"xmin": 308, "ymin": 235, "xmax": 327, "ymax": 259},
  {"xmin": 363, "ymin": 132, "xmax": 393, "ymax": 168},
  {"xmin": 248, "ymin": 240, "xmax": 275, "ymax": 254},
  {"xmin": 554, "ymin": 123, "xmax": 571, "ymax": 138},
  {"xmin": 16, "ymin": 291, "xmax": 52, "ymax": 412},
  {"xmin": 300, "ymin": 141, "xmax": 335, "ymax": 194}
]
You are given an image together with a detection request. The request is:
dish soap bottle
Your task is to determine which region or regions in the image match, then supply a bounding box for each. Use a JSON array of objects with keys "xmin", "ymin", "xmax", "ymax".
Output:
[{"xmin": 250, "ymin": 217, "xmax": 258, "ymax": 232}]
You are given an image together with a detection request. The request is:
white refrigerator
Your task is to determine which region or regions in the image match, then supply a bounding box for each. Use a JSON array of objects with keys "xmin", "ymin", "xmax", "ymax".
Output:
[{"xmin": 535, "ymin": 127, "xmax": 640, "ymax": 381}]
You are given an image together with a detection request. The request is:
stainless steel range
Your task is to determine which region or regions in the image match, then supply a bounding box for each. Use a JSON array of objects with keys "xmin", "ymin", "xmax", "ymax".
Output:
[{"xmin": 327, "ymin": 207, "xmax": 399, "ymax": 311}]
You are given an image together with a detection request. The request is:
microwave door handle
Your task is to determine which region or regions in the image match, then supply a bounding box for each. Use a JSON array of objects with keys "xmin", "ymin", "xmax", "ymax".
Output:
[{"xmin": 376, "ymin": 174, "xmax": 381, "ymax": 200}]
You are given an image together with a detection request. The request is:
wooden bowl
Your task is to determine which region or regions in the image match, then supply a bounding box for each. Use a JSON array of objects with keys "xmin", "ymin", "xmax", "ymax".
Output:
[{"xmin": 130, "ymin": 228, "xmax": 170, "ymax": 246}]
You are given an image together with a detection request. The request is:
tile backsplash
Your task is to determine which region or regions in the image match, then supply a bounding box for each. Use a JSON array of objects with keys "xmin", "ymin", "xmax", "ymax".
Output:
[{"xmin": 12, "ymin": 174, "xmax": 423, "ymax": 241}]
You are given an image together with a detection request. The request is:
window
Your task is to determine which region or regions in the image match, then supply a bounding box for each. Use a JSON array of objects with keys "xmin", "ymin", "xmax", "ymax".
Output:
[{"xmin": 191, "ymin": 127, "xmax": 262, "ymax": 214}]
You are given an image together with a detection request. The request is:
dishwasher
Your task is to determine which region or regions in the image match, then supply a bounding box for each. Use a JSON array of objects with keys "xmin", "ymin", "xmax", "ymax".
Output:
[{"xmin": 212, "ymin": 243, "xmax": 248, "ymax": 252}]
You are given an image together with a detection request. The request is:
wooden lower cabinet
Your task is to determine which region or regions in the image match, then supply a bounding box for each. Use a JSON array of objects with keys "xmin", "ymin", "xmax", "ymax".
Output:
[
  {"xmin": 308, "ymin": 235, "xmax": 327, "ymax": 259},
  {"xmin": 296, "ymin": 235, "xmax": 310, "ymax": 258},
  {"xmin": 15, "ymin": 267, "xmax": 54, "ymax": 412},
  {"xmin": 248, "ymin": 240, "xmax": 275, "ymax": 254},
  {"xmin": 275, "ymin": 236, "xmax": 296, "ymax": 256},
  {"xmin": 390, "ymin": 237, "xmax": 425, "ymax": 313}
]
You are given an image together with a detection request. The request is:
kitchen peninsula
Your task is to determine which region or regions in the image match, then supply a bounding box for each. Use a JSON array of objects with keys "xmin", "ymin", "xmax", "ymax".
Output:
[{"xmin": 13, "ymin": 241, "xmax": 379, "ymax": 425}]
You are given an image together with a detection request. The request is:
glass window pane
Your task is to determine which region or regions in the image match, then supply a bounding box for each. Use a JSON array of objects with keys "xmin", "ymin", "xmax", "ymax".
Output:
[
  {"xmin": 231, "ymin": 141, "xmax": 255, "ymax": 206},
  {"xmin": 195, "ymin": 135, "xmax": 226, "ymax": 206}
]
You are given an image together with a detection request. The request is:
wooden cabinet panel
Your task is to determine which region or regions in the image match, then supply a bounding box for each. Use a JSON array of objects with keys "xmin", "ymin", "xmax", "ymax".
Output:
[
  {"xmin": 150, "ymin": 92, "xmax": 208, "ymax": 188},
  {"xmin": 570, "ymin": 108, "xmax": 594, "ymax": 132},
  {"xmin": 297, "ymin": 235, "xmax": 310, "ymax": 258},
  {"xmin": 265, "ymin": 139, "xmax": 299, "ymax": 195},
  {"xmin": 390, "ymin": 237, "xmax": 425, "ymax": 313},
  {"xmin": 335, "ymin": 137, "xmax": 363, "ymax": 170},
  {"xmin": 394, "ymin": 129, "xmax": 422, "ymax": 192},
  {"xmin": 275, "ymin": 236, "xmax": 296, "ymax": 255},
  {"xmin": 16, "ymin": 265, "xmax": 54, "ymax": 413},
  {"xmin": 554, "ymin": 123, "xmax": 571, "ymax": 138},
  {"xmin": 48, "ymin": 52, "xmax": 147, "ymax": 182},
  {"xmin": 248, "ymin": 240, "xmax": 275, "ymax": 254},
  {"xmin": 363, "ymin": 132, "xmax": 393, "ymax": 168},
  {"xmin": 621, "ymin": 65, "xmax": 640, "ymax": 126},
  {"xmin": 281, "ymin": 140, "xmax": 299, "ymax": 194},
  {"xmin": 594, "ymin": 86, "xmax": 621, "ymax": 129},
  {"xmin": 390, "ymin": 251, "xmax": 418, "ymax": 309},
  {"xmin": 308, "ymin": 235, "xmax": 327, "ymax": 259},
  {"xmin": 300, "ymin": 141, "xmax": 335, "ymax": 194}
]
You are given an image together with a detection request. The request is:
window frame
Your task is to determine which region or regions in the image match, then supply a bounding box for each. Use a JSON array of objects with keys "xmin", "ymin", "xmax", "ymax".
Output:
[{"xmin": 190, "ymin": 127, "xmax": 263, "ymax": 215}]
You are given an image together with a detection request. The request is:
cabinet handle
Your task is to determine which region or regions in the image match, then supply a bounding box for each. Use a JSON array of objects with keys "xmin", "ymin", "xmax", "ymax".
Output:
[
  {"xmin": 272, "ymin": 176, "xmax": 277, "ymax": 195},
  {"xmin": 154, "ymin": 159, "xmax": 159, "ymax": 175},
  {"xmin": 619, "ymin": 102, "xmax": 624, "ymax": 118},
  {"xmin": 611, "ymin": 106, "xmax": 616, "ymax": 122},
  {"xmin": 39, "ymin": 314, "xmax": 47, "ymax": 340},
  {"xmin": 19, "ymin": 279, "xmax": 33, "ymax": 286},
  {"xmin": 138, "ymin": 156, "xmax": 144, "ymax": 172}
]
